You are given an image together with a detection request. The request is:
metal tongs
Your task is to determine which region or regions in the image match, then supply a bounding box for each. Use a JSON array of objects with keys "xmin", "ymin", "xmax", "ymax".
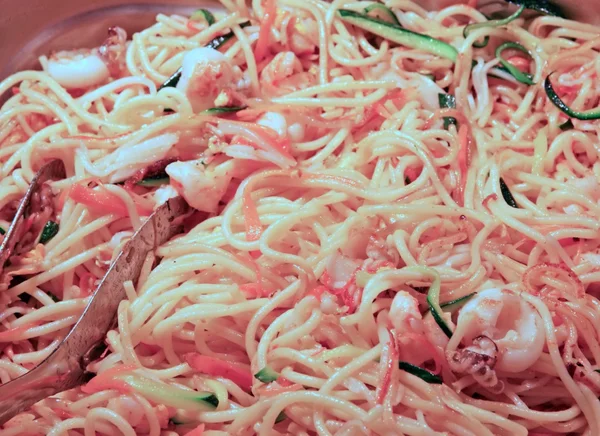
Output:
[
  {"xmin": 0, "ymin": 160, "xmax": 66, "ymax": 278},
  {"xmin": 0, "ymin": 161, "xmax": 189, "ymax": 424}
]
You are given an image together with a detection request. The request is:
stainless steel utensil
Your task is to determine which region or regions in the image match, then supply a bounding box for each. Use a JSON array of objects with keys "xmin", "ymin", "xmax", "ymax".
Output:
[
  {"xmin": 0, "ymin": 159, "xmax": 66, "ymax": 277},
  {"xmin": 0, "ymin": 196, "xmax": 189, "ymax": 425}
]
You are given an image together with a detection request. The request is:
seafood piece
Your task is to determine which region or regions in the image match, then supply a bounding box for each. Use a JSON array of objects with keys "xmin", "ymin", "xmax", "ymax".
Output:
[
  {"xmin": 45, "ymin": 27, "xmax": 127, "ymax": 89},
  {"xmin": 176, "ymin": 48, "xmax": 235, "ymax": 112},
  {"xmin": 452, "ymin": 288, "xmax": 545, "ymax": 373},
  {"xmin": 165, "ymin": 159, "xmax": 231, "ymax": 213},
  {"xmin": 47, "ymin": 51, "xmax": 111, "ymax": 89}
]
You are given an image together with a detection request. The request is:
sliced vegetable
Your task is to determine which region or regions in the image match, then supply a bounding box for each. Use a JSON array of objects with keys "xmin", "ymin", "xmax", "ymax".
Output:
[
  {"xmin": 255, "ymin": 366, "xmax": 280, "ymax": 383},
  {"xmin": 544, "ymin": 74, "xmax": 600, "ymax": 120},
  {"xmin": 39, "ymin": 221, "xmax": 59, "ymax": 244},
  {"xmin": 137, "ymin": 175, "xmax": 170, "ymax": 187},
  {"xmin": 83, "ymin": 367, "xmax": 218, "ymax": 410},
  {"xmin": 439, "ymin": 292, "xmax": 475, "ymax": 312},
  {"xmin": 275, "ymin": 412, "xmax": 287, "ymax": 423},
  {"xmin": 426, "ymin": 271, "xmax": 453, "ymax": 338},
  {"xmin": 185, "ymin": 353, "xmax": 253, "ymax": 391},
  {"xmin": 48, "ymin": 292, "xmax": 60, "ymax": 303},
  {"xmin": 169, "ymin": 416, "xmax": 189, "ymax": 426},
  {"xmin": 338, "ymin": 10, "xmax": 458, "ymax": 62},
  {"xmin": 499, "ymin": 177, "xmax": 519, "ymax": 208},
  {"xmin": 158, "ymin": 21, "xmax": 250, "ymax": 90},
  {"xmin": 254, "ymin": 0, "xmax": 277, "ymax": 61},
  {"xmin": 438, "ymin": 93, "xmax": 457, "ymax": 129},
  {"xmin": 463, "ymin": 5, "xmax": 525, "ymax": 48},
  {"xmin": 202, "ymin": 106, "xmax": 247, "ymax": 115},
  {"xmin": 505, "ymin": 0, "xmax": 565, "ymax": 17},
  {"xmin": 0, "ymin": 227, "xmax": 5, "ymax": 235},
  {"xmin": 190, "ymin": 9, "xmax": 215, "ymax": 26},
  {"xmin": 69, "ymin": 184, "xmax": 130, "ymax": 216},
  {"xmin": 398, "ymin": 361, "xmax": 442, "ymax": 384},
  {"xmin": 243, "ymin": 187, "xmax": 262, "ymax": 242},
  {"xmin": 559, "ymin": 119, "xmax": 574, "ymax": 131},
  {"xmin": 364, "ymin": 3, "xmax": 402, "ymax": 27},
  {"xmin": 496, "ymin": 42, "xmax": 535, "ymax": 85}
]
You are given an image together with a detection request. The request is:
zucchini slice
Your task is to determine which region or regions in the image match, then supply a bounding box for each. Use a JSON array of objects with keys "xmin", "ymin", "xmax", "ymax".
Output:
[
  {"xmin": 496, "ymin": 42, "xmax": 535, "ymax": 85},
  {"xmin": 255, "ymin": 366, "xmax": 280, "ymax": 383},
  {"xmin": 544, "ymin": 73, "xmax": 600, "ymax": 120},
  {"xmin": 364, "ymin": 3, "xmax": 401, "ymax": 27},
  {"xmin": 499, "ymin": 178, "xmax": 519, "ymax": 208},
  {"xmin": 190, "ymin": 9, "xmax": 216, "ymax": 26},
  {"xmin": 39, "ymin": 221, "xmax": 59, "ymax": 244},
  {"xmin": 463, "ymin": 5, "xmax": 525, "ymax": 48},
  {"xmin": 398, "ymin": 362, "xmax": 442, "ymax": 384},
  {"xmin": 338, "ymin": 9, "xmax": 458, "ymax": 62}
]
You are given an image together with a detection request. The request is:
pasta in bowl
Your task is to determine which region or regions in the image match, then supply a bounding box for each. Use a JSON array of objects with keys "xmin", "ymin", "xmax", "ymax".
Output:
[{"xmin": 0, "ymin": 0, "xmax": 600, "ymax": 434}]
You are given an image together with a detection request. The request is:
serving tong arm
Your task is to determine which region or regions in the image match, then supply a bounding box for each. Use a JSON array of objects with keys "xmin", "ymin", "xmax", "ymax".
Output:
[
  {"xmin": 0, "ymin": 196, "xmax": 189, "ymax": 425},
  {"xmin": 0, "ymin": 159, "xmax": 66, "ymax": 276}
]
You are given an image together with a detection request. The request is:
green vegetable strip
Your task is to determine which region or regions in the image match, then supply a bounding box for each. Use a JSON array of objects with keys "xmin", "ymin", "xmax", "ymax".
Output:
[
  {"xmin": 505, "ymin": 0, "xmax": 565, "ymax": 17},
  {"xmin": 254, "ymin": 366, "xmax": 279, "ymax": 383},
  {"xmin": 190, "ymin": 9, "xmax": 216, "ymax": 26},
  {"xmin": 363, "ymin": 3, "xmax": 402, "ymax": 27},
  {"xmin": 402, "ymin": 266, "xmax": 454, "ymax": 338},
  {"xmin": 337, "ymin": 9, "xmax": 458, "ymax": 62},
  {"xmin": 558, "ymin": 119, "xmax": 574, "ymax": 131},
  {"xmin": 48, "ymin": 292, "xmax": 60, "ymax": 302},
  {"xmin": 137, "ymin": 176, "xmax": 170, "ymax": 187},
  {"xmin": 158, "ymin": 22, "xmax": 251, "ymax": 90},
  {"xmin": 463, "ymin": 5, "xmax": 525, "ymax": 48},
  {"xmin": 438, "ymin": 93, "xmax": 457, "ymax": 129},
  {"xmin": 496, "ymin": 42, "xmax": 535, "ymax": 85},
  {"xmin": 0, "ymin": 227, "xmax": 5, "ymax": 235},
  {"xmin": 39, "ymin": 221, "xmax": 59, "ymax": 244},
  {"xmin": 544, "ymin": 74, "xmax": 600, "ymax": 120},
  {"xmin": 439, "ymin": 292, "xmax": 475, "ymax": 312},
  {"xmin": 118, "ymin": 373, "xmax": 218, "ymax": 409},
  {"xmin": 398, "ymin": 362, "xmax": 442, "ymax": 384},
  {"xmin": 499, "ymin": 178, "xmax": 519, "ymax": 208},
  {"xmin": 202, "ymin": 106, "xmax": 247, "ymax": 115}
]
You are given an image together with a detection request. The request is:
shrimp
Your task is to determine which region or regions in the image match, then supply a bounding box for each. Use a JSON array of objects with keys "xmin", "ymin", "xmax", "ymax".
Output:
[
  {"xmin": 388, "ymin": 291, "xmax": 446, "ymax": 367},
  {"xmin": 97, "ymin": 26, "xmax": 128, "ymax": 77},
  {"xmin": 259, "ymin": 52, "xmax": 313, "ymax": 96},
  {"xmin": 165, "ymin": 159, "xmax": 232, "ymax": 213},
  {"xmin": 289, "ymin": 18, "xmax": 318, "ymax": 54},
  {"xmin": 389, "ymin": 291, "xmax": 423, "ymax": 333},
  {"xmin": 450, "ymin": 288, "xmax": 545, "ymax": 373},
  {"xmin": 45, "ymin": 27, "xmax": 127, "ymax": 89},
  {"xmin": 254, "ymin": 110, "xmax": 305, "ymax": 143},
  {"xmin": 46, "ymin": 50, "xmax": 110, "ymax": 89},
  {"xmin": 176, "ymin": 47, "xmax": 236, "ymax": 112}
]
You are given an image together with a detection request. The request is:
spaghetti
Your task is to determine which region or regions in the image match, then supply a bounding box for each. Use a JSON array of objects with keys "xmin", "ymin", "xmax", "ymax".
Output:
[{"xmin": 1, "ymin": 0, "xmax": 600, "ymax": 434}]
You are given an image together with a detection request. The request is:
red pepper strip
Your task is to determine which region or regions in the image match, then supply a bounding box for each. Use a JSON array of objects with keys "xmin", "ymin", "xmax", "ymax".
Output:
[
  {"xmin": 69, "ymin": 183, "xmax": 151, "ymax": 216},
  {"xmin": 376, "ymin": 328, "xmax": 398, "ymax": 404},
  {"xmin": 254, "ymin": 0, "xmax": 277, "ymax": 61},
  {"xmin": 81, "ymin": 364, "xmax": 138, "ymax": 394},
  {"xmin": 185, "ymin": 353, "xmax": 253, "ymax": 392}
]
